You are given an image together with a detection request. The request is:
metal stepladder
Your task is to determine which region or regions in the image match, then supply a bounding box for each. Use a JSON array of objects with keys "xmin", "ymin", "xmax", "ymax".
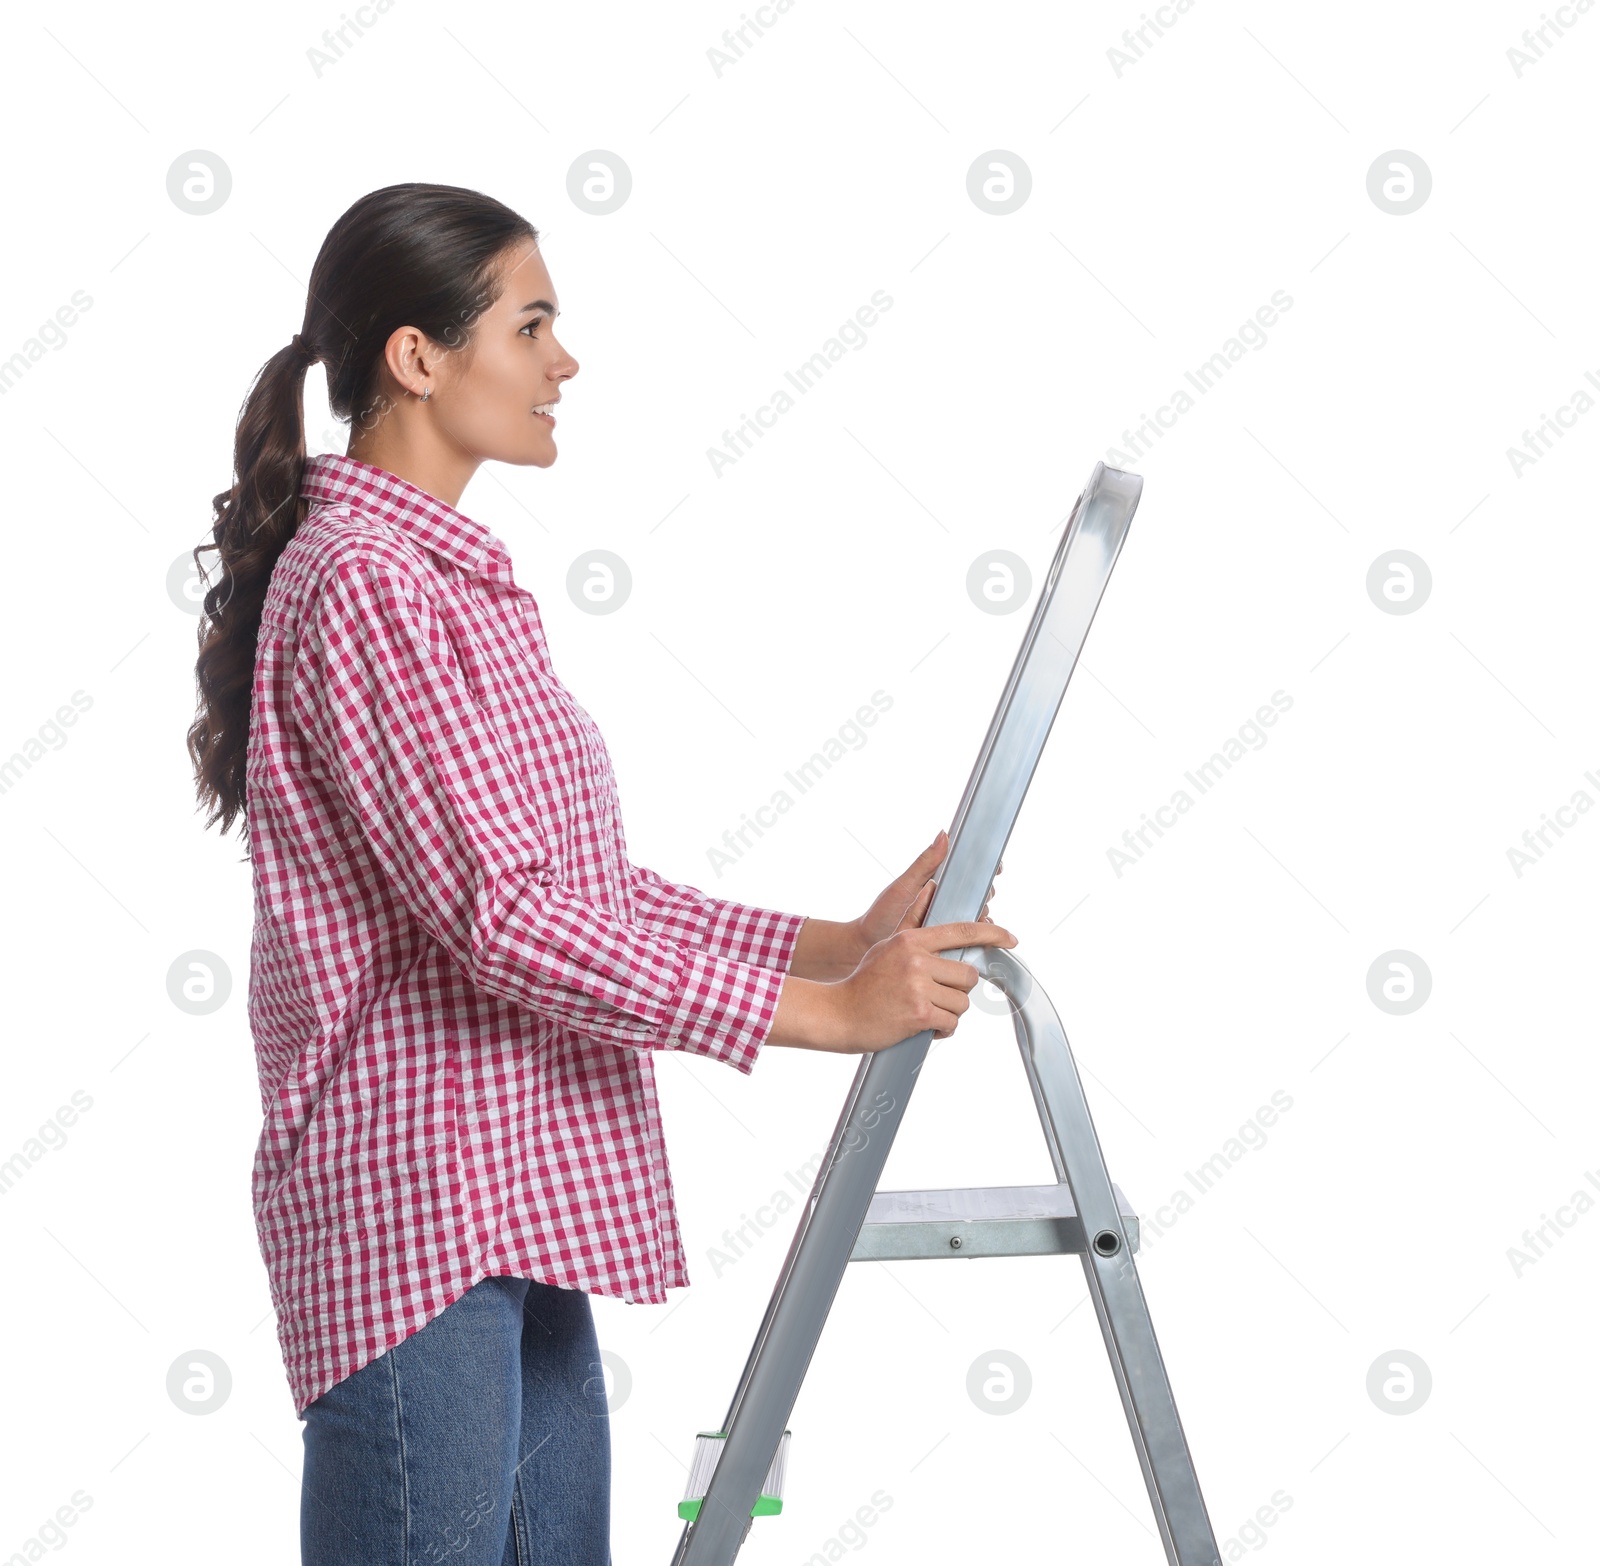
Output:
[{"xmin": 670, "ymin": 463, "xmax": 1222, "ymax": 1565}]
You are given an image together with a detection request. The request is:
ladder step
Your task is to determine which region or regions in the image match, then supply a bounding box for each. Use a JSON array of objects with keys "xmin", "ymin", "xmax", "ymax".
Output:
[{"xmin": 849, "ymin": 1182, "xmax": 1141, "ymax": 1262}]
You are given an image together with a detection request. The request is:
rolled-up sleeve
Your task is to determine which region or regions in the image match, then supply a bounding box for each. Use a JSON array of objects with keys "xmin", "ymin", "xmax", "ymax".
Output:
[
  {"xmin": 288, "ymin": 553, "xmax": 785, "ymax": 1072},
  {"xmin": 627, "ymin": 861, "xmax": 806, "ymax": 975}
]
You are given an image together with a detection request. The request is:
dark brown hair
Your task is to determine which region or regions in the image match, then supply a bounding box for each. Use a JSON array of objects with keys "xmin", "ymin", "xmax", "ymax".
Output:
[{"xmin": 187, "ymin": 182, "xmax": 537, "ymax": 843}]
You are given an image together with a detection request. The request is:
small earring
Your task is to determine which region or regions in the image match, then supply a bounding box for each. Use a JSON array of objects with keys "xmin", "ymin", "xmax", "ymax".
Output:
[{"xmin": 420, "ymin": 386, "xmax": 432, "ymax": 403}]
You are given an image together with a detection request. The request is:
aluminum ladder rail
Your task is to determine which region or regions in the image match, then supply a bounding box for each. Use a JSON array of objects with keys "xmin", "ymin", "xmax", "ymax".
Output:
[{"xmin": 669, "ymin": 462, "xmax": 1221, "ymax": 1565}]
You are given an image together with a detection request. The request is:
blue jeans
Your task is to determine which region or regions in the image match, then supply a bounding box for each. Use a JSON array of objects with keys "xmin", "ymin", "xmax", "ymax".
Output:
[{"xmin": 300, "ymin": 1275, "xmax": 612, "ymax": 1565}]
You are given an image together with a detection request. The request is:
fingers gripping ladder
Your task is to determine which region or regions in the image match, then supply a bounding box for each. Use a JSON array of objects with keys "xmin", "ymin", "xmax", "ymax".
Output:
[{"xmin": 670, "ymin": 464, "xmax": 1221, "ymax": 1565}]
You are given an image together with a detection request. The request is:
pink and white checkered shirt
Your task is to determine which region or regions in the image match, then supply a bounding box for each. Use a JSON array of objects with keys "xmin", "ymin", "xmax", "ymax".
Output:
[{"xmin": 246, "ymin": 451, "xmax": 806, "ymax": 1415}]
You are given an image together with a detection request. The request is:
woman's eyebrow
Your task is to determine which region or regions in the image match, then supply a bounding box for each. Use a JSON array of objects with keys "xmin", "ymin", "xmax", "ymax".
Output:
[{"xmin": 517, "ymin": 299, "xmax": 559, "ymax": 315}]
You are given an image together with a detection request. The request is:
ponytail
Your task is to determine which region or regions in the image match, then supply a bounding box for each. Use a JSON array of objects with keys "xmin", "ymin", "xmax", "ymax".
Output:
[{"xmin": 188, "ymin": 338, "xmax": 312, "ymax": 843}]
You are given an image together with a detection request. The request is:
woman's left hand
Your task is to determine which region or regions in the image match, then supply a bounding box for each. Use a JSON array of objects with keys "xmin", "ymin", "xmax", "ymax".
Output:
[{"xmin": 851, "ymin": 828, "xmax": 1003, "ymax": 955}]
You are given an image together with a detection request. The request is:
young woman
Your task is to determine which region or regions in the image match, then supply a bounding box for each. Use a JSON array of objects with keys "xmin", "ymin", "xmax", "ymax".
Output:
[{"xmin": 187, "ymin": 182, "xmax": 1011, "ymax": 1566}]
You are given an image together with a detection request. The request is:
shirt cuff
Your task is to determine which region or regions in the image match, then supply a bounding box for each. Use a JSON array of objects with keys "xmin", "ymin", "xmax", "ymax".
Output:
[
  {"xmin": 660, "ymin": 947, "xmax": 789, "ymax": 1074},
  {"xmin": 703, "ymin": 903, "xmax": 808, "ymax": 975}
]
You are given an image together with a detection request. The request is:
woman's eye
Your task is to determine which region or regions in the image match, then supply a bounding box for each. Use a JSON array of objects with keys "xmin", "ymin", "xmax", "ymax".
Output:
[{"xmin": 520, "ymin": 319, "xmax": 543, "ymax": 338}]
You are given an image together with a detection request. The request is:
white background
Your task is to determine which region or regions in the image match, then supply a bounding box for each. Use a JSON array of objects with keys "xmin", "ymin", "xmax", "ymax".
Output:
[{"xmin": 1, "ymin": 1, "xmax": 1595, "ymax": 1562}]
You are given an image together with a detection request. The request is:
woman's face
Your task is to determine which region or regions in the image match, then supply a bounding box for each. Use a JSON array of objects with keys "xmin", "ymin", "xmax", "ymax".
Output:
[{"xmin": 431, "ymin": 240, "xmax": 578, "ymax": 469}]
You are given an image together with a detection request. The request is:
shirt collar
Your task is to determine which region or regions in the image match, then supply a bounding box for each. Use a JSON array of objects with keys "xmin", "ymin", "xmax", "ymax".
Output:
[{"xmin": 300, "ymin": 451, "xmax": 512, "ymax": 580}]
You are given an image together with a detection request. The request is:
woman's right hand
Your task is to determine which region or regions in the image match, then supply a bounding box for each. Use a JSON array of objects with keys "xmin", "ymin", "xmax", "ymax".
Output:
[{"xmin": 766, "ymin": 878, "xmax": 1018, "ymax": 1054}]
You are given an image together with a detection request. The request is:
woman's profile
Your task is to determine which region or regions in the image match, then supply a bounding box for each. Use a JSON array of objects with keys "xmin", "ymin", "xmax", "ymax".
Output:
[{"xmin": 186, "ymin": 181, "xmax": 1010, "ymax": 1565}]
